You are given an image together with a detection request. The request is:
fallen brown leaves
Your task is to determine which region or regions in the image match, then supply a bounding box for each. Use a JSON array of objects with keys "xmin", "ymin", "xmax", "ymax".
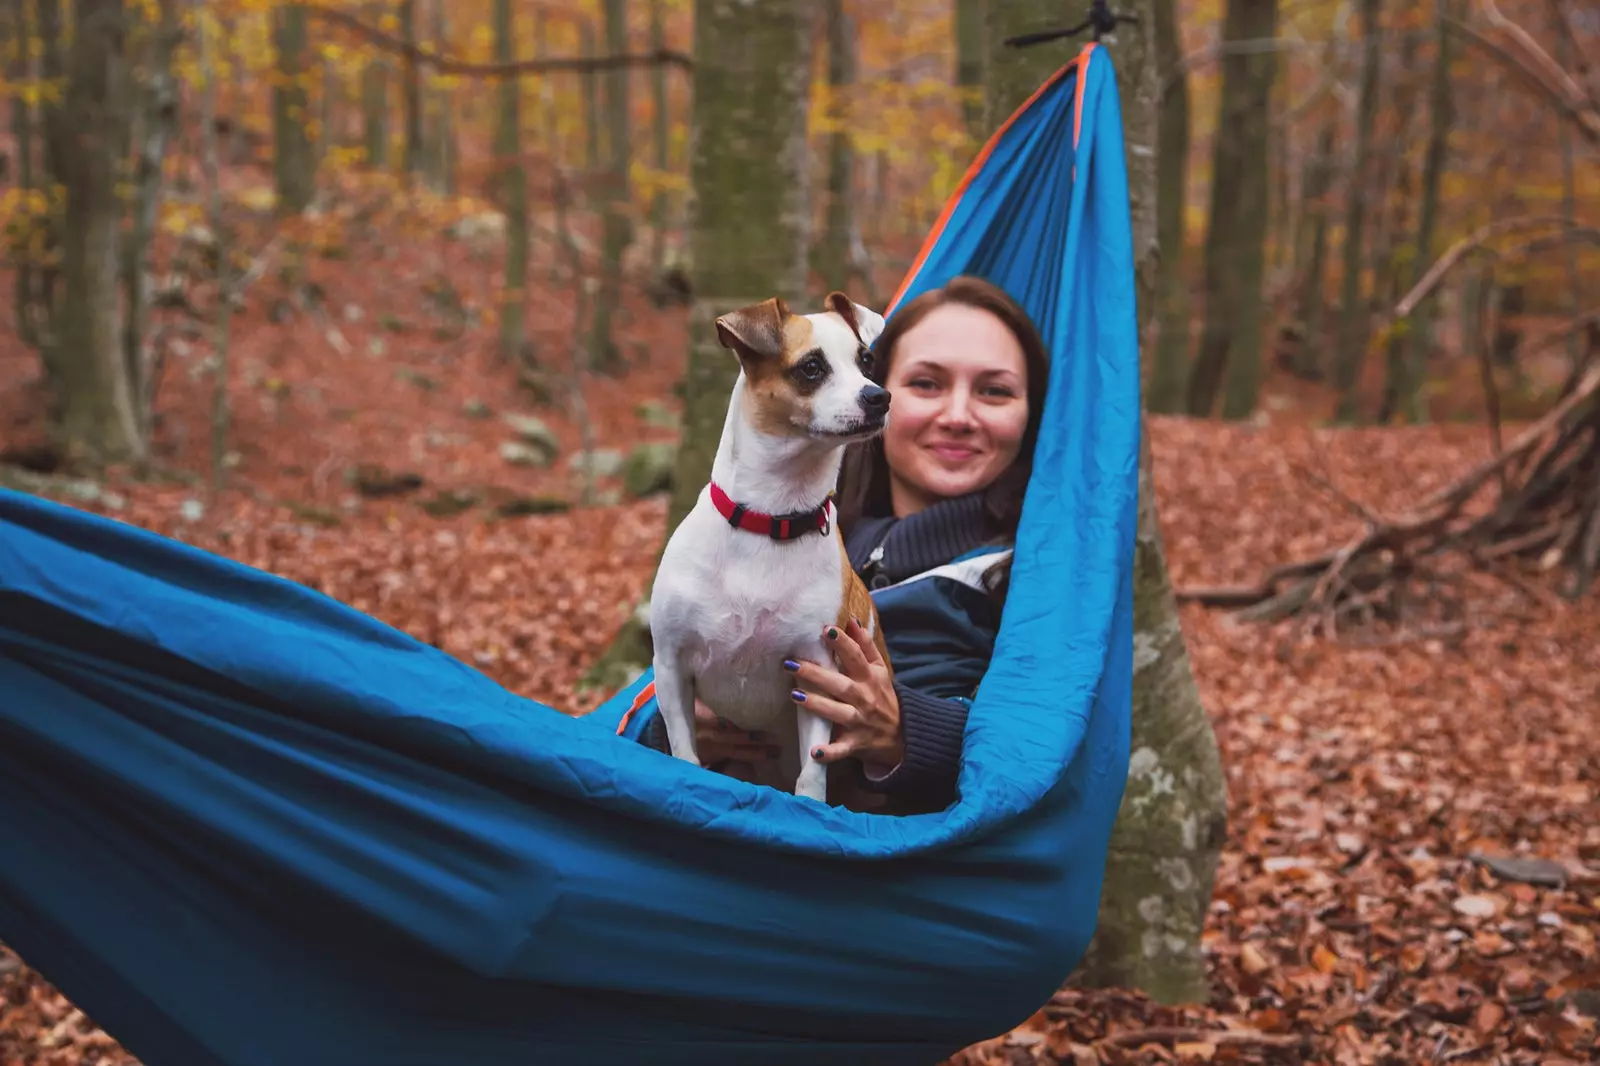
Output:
[{"xmin": 3, "ymin": 273, "xmax": 1599, "ymax": 1066}]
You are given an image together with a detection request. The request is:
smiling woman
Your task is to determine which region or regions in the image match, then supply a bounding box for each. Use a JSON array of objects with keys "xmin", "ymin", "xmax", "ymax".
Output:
[{"xmin": 693, "ymin": 276, "xmax": 1053, "ymax": 815}]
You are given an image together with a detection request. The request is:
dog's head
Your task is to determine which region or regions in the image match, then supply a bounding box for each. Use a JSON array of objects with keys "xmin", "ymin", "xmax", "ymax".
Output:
[{"xmin": 714, "ymin": 291, "xmax": 889, "ymax": 442}]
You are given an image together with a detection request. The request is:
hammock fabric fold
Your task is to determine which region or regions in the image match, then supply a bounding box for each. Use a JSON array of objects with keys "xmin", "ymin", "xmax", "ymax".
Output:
[{"xmin": 0, "ymin": 45, "xmax": 1138, "ymax": 1066}]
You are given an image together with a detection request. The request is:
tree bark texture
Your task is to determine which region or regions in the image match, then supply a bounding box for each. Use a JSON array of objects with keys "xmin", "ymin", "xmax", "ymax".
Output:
[
  {"xmin": 43, "ymin": 0, "xmax": 145, "ymax": 465},
  {"xmin": 1146, "ymin": 0, "xmax": 1190, "ymax": 415},
  {"xmin": 587, "ymin": 0, "xmax": 632, "ymax": 375},
  {"xmin": 984, "ymin": 0, "xmax": 1228, "ymax": 1006},
  {"xmin": 954, "ymin": 0, "xmax": 985, "ymax": 145},
  {"xmin": 272, "ymin": 3, "xmax": 316, "ymax": 212},
  {"xmin": 813, "ymin": 0, "xmax": 859, "ymax": 297},
  {"xmin": 583, "ymin": 0, "xmax": 813, "ymax": 690},
  {"xmin": 361, "ymin": 2, "xmax": 390, "ymax": 167},
  {"xmin": 493, "ymin": 0, "xmax": 527, "ymax": 364},
  {"xmin": 1186, "ymin": 0, "xmax": 1279, "ymax": 419},
  {"xmin": 1331, "ymin": 0, "xmax": 1385, "ymax": 423},
  {"xmin": 399, "ymin": 0, "xmax": 422, "ymax": 174}
]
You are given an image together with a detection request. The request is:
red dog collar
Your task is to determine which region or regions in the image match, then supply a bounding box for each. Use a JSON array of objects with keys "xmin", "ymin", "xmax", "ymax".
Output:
[{"xmin": 709, "ymin": 482, "xmax": 835, "ymax": 540}]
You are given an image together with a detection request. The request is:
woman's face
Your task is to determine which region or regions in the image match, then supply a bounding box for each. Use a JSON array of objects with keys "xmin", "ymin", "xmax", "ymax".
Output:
[{"xmin": 881, "ymin": 302, "xmax": 1030, "ymax": 517}]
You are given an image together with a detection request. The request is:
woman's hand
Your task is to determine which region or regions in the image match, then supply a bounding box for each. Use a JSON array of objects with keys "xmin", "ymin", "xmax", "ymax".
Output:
[
  {"xmin": 786, "ymin": 618, "xmax": 903, "ymax": 770},
  {"xmin": 693, "ymin": 699, "xmax": 782, "ymax": 774}
]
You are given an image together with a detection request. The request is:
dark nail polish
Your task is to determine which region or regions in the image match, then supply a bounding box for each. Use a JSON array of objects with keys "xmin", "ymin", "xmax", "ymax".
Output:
[
  {"xmin": 782, "ymin": 659, "xmax": 799, "ymax": 673},
  {"xmin": 811, "ymin": 748, "xmax": 825, "ymax": 760},
  {"xmin": 826, "ymin": 627, "xmax": 839, "ymax": 640},
  {"xmin": 791, "ymin": 689, "xmax": 806, "ymax": 703}
]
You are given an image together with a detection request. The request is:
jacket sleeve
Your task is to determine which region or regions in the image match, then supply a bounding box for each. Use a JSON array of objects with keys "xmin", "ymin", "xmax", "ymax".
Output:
[{"xmin": 858, "ymin": 686, "xmax": 971, "ymax": 809}]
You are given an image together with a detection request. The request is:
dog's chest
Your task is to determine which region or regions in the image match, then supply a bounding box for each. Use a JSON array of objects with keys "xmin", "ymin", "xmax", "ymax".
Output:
[{"xmin": 656, "ymin": 520, "xmax": 841, "ymax": 728}]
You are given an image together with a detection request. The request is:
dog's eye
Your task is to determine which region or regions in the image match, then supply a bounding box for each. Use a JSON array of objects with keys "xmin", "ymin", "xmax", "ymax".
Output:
[
  {"xmin": 794, "ymin": 354, "xmax": 829, "ymax": 383},
  {"xmin": 856, "ymin": 348, "xmax": 873, "ymax": 373}
]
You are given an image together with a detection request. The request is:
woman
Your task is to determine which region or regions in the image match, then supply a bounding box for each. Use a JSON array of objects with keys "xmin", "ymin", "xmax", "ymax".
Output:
[{"xmin": 693, "ymin": 275, "xmax": 1050, "ymax": 814}]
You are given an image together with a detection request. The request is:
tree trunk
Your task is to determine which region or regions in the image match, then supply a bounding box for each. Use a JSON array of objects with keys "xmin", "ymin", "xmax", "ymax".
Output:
[
  {"xmin": 430, "ymin": 0, "xmax": 455, "ymax": 193},
  {"xmin": 986, "ymin": 0, "xmax": 1227, "ymax": 1006},
  {"xmin": 1554, "ymin": 23, "xmax": 1581, "ymax": 371},
  {"xmin": 587, "ymin": 0, "xmax": 632, "ymax": 376},
  {"xmin": 648, "ymin": 0, "xmax": 671, "ymax": 277},
  {"xmin": 1145, "ymin": 0, "xmax": 1190, "ymax": 414},
  {"xmin": 272, "ymin": 3, "xmax": 315, "ymax": 213},
  {"xmin": 8, "ymin": 0, "xmax": 47, "ymax": 354},
  {"xmin": 42, "ymin": 0, "xmax": 145, "ymax": 466},
  {"xmin": 122, "ymin": 0, "xmax": 181, "ymax": 441},
  {"xmin": 399, "ymin": 0, "xmax": 422, "ymax": 175},
  {"xmin": 1331, "ymin": 0, "xmax": 1384, "ymax": 423},
  {"xmin": 1186, "ymin": 0, "xmax": 1279, "ymax": 419},
  {"xmin": 493, "ymin": 0, "xmax": 527, "ymax": 365},
  {"xmin": 1397, "ymin": 0, "xmax": 1455, "ymax": 425},
  {"xmin": 361, "ymin": 3, "xmax": 389, "ymax": 167},
  {"xmin": 581, "ymin": 20, "xmax": 601, "ymax": 174},
  {"xmin": 1285, "ymin": 112, "xmax": 1336, "ymax": 381},
  {"xmin": 954, "ymin": 0, "xmax": 984, "ymax": 145},
  {"xmin": 583, "ymin": 0, "xmax": 813, "ymax": 692},
  {"xmin": 812, "ymin": 0, "xmax": 858, "ymax": 296}
]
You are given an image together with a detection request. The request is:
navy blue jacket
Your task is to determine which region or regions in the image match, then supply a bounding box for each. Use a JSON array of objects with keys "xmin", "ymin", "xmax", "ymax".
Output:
[{"xmin": 844, "ymin": 492, "xmax": 1007, "ymax": 813}]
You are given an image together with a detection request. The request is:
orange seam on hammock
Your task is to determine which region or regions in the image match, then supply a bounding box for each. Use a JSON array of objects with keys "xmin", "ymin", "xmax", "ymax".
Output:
[
  {"xmin": 615, "ymin": 680, "xmax": 657, "ymax": 736},
  {"xmin": 885, "ymin": 52, "xmax": 1085, "ymax": 318}
]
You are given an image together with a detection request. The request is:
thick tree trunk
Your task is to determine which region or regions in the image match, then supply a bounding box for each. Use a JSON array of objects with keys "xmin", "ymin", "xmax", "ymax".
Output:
[
  {"xmin": 1331, "ymin": 0, "xmax": 1384, "ymax": 423},
  {"xmin": 361, "ymin": 3, "xmax": 389, "ymax": 167},
  {"xmin": 954, "ymin": 0, "xmax": 984, "ymax": 145},
  {"xmin": 399, "ymin": 0, "xmax": 422, "ymax": 175},
  {"xmin": 1145, "ymin": 0, "xmax": 1190, "ymax": 414},
  {"xmin": 587, "ymin": 0, "xmax": 632, "ymax": 375},
  {"xmin": 272, "ymin": 3, "xmax": 315, "ymax": 213},
  {"xmin": 581, "ymin": 20, "xmax": 601, "ymax": 174},
  {"xmin": 1186, "ymin": 0, "xmax": 1279, "ymax": 419},
  {"xmin": 583, "ymin": 0, "xmax": 813, "ymax": 691},
  {"xmin": 812, "ymin": 0, "xmax": 858, "ymax": 295},
  {"xmin": 493, "ymin": 0, "xmax": 526, "ymax": 365},
  {"xmin": 43, "ymin": 0, "xmax": 145, "ymax": 466},
  {"xmin": 986, "ymin": 1, "xmax": 1227, "ymax": 1006}
]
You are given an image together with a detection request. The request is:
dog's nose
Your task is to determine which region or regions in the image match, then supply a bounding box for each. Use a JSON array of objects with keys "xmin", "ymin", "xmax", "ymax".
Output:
[{"xmin": 858, "ymin": 384, "xmax": 890, "ymax": 413}]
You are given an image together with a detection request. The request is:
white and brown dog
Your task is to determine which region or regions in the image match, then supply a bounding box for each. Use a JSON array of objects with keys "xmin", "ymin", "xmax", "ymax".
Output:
[{"xmin": 649, "ymin": 291, "xmax": 893, "ymax": 803}]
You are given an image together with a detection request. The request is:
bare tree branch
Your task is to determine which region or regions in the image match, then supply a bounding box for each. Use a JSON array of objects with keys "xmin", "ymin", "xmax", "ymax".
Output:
[{"xmin": 303, "ymin": 4, "xmax": 693, "ymax": 77}]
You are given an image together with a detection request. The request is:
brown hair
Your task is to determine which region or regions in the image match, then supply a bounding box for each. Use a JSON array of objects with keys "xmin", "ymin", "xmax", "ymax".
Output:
[{"xmin": 835, "ymin": 275, "xmax": 1050, "ymax": 544}]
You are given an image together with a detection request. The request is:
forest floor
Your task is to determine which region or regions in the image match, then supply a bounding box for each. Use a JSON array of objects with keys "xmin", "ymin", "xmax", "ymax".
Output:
[{"xmin": 0, "ymin": 187, "xmax": 1596, "ymax": 1065}]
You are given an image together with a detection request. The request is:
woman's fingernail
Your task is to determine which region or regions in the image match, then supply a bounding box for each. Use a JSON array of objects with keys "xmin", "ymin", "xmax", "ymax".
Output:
[
  {"xmin": 791, "ymin": 689, "xmax": 806, "ymax": 703},
  {"xmin": 811, "ymin": 747, "xmax": 825, "ymax": 760},
  {"xmin": 826, "ymin": 626, "xmax": 839, "ymax": 641},
  {"xmin": 782, "ymin": 659, "xmax": 799, "ymax": 673}
]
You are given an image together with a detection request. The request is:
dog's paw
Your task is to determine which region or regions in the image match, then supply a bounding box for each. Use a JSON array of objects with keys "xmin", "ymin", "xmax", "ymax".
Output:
[{"xmin": 794, "ymin": 765, "xmax": 827, "ymax": 802}]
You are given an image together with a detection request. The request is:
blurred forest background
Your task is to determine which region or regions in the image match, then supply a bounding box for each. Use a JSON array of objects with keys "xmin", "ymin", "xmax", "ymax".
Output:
[{"xmin": 0, "ymin": 0, "xmax": 1597, "ymax": 1063}]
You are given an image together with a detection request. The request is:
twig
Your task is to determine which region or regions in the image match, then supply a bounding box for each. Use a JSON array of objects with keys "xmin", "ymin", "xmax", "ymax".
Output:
[
  {"xmin": 304, "ymin": 5, "xmax": 692, "ymax": 77},
  {"xmin": 1394, "ymin": 216, "xmax": 1573, "ymax": 318}
]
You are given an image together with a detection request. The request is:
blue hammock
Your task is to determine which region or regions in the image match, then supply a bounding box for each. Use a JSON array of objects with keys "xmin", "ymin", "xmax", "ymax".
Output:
[{"xmin": 0, "ymin": 45, "xmax": 1138, "ymax": 1066}]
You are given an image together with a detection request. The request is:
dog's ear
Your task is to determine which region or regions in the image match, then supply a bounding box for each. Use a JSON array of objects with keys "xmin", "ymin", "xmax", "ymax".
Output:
[
  {"xmin": 715, "ymin": 297, "xmax": 789, "ymax": 362},
  {"xmin": 825, "ymin": 291, "xmax": 886, "ymax": 348}
]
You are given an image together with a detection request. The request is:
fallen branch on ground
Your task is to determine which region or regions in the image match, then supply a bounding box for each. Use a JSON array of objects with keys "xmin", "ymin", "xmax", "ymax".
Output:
[{"xmin": 1177, "ymin": 360, "xmax": 1600, "ymax": 635}]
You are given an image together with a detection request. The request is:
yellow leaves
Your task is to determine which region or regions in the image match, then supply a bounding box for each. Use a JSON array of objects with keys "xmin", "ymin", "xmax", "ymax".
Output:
[
  {"xmin": 0, "ymin": 78, "xmax": 65, "ymax": 107},
  {"xmin": 160, "ymin": 202, "xmax": 205, "ymax": 239},
  {"xmin": 233, "ymin": 186, "xmax": 279, "ymax": 214}
]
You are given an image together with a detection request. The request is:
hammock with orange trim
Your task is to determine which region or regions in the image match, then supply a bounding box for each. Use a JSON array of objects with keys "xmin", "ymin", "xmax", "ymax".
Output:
[{"xmin": 0, "ymin": 45, "xmax": 1137, "ymax": 1066}]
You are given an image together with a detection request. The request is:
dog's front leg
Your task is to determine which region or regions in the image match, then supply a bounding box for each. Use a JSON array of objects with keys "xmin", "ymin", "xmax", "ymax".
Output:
[
  {"xmin": 794, "ymin": 705, "xmax": 832, "ymax": 802},
  {"xmin": 652, "ymin": 651, "xmax": 700, "ymax": 767}
]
